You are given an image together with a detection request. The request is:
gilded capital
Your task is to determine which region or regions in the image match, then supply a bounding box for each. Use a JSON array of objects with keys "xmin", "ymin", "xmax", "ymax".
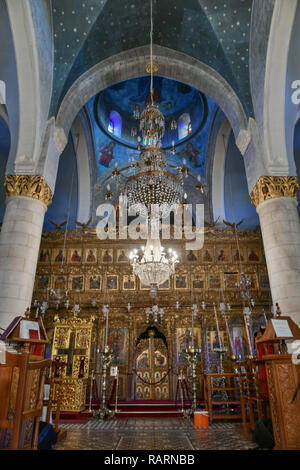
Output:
[
  {"xmin": 250, "ymin": 176, "xmax": 299, "ymax": 208},
  {"xmin": 4, "ymin": 175, "xmax": 53, "ymax": 207}
]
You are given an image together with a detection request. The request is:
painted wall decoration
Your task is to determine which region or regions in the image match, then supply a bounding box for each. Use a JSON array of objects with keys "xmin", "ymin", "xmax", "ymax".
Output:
[
  {"xmin": 154, "ymin": 350, "xmax": 167, "ymax": 368},
  {"xmin": 191, "ymin": 275, "xmax": 204, "ymax": 290},
  {"xmin": 54, "ymin": 275, "xmax": 67, "ymax": 290},
  {"xmin": 101, "ymin": 249, "xmax": 113, "ymax": 263},
  {"xmin": 39, "ymin": 249, "xmax": 51, "ymax": 263},
  {"xmin": 232, "ymin": 326, "xmax": 247, "ymax": 360},
  {"xmin": 136, "ymin": 350, "xmax": 149, "ymax": 369},
  {"xmin": 85, "ymin": 248, "xmax": 98, "ymax": 263},
  {"xmin": 69, "ymin": 248, "xmax": 82, "ymax": 263},
  {"xmin": 176, "ymin": 328, "xmax": 201, "ymax": 364},
  {"xmin": 117, "ymin": 249, "xmax": 130, "ymax": 263},
  {"xmin": 122, "ymin": 275, "xmax": 136, "ymax": 290},
  {"xmin": 207, "ymin": 330, "xmax": 226, "ymax": 352},
  {"xmin": 175, "ymin": 274, "xmax": 188, "ymax": 289},
  {"xmin": 87, "ymin": 275, "xmax": 101, "ymax": 291},
  {"xmin": 37, "ymin": 275, "xmax": 50, "ymax": 291},
  {"xmin": 71, "ymin": 276, "xmax": 84, "ymax": 291},
  {"xmin": 106, "ymin": 275, "xmax": 118, "ymax": 290},
  {"xmin": 107, "ymin": 328, "xmax": 127, "ymax": 364},
  {"xmin": 53, "ymin": 249, "xmax": 65, "ymax": 263}
]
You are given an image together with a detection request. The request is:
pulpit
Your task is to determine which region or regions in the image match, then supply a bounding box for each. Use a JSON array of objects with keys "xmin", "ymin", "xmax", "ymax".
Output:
[
  {"xmin": 51, "ymin": 315, "xmax": 95, "ymax": 412},
  {"xmin": 257, "ymin": 314, "xmax": 300, "ymax": 450}
]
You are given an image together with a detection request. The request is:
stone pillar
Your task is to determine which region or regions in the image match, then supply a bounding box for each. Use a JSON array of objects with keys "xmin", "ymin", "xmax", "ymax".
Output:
[
  {"xmin": 0, "ymin": 175, "xmax": 52, "ymax": 330},
  {"xmin": 251, "ymin": 176, "xmax": 300, "ymax": 326}
]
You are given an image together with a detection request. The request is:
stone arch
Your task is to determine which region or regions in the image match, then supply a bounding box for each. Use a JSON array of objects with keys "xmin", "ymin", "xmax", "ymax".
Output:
[
  {"xmin": 55, "ymin": 45, "xmax": 249, "ymax": 156},
  {"xmin": 206, "ymin": 110, "xmax": 232, "ymax": 224}
]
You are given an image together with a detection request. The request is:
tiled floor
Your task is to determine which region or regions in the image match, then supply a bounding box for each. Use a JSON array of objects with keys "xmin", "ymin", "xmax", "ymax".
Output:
[{"xmin": 53, "ymin": 418, "xmax": 258, "ymax": 450}]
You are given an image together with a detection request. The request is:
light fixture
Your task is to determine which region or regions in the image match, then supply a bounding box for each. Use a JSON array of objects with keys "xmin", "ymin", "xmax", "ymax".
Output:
[
  {"xmin": 171, "ymin": 118, "xmax": 177, "ymax": 131},
  {"xmin": 145, "ymin": 304, "xmax": 164, "ymax": 324},
  {"xmin": 133, "ymin": 103, "xmax": 140, "ymax": 120},
  {"xmin": 124, "ymin": 0, "xmax": 184, "ymax": 218},
  {"xmin": 105, "ymin": 184, "xmax": 113, "ymax": 200},
  {"xmin": 130, "ymin": 238, "xmax": 179, "ymax": 298}
]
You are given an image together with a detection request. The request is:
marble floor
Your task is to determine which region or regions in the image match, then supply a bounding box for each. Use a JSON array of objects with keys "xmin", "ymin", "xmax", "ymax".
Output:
[{"xmin": 53, "ymin": 418, "xmax": 258, "ymax": 450}]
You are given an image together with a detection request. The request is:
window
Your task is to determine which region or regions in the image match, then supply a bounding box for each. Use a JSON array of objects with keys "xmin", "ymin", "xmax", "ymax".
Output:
[
  {"xmin": 108, "ymin": 111, "xmax": 122, "ymax": 137},
  {"xmin": 178, "ymin": 113, "xmax": 192, "ymax": 140}
]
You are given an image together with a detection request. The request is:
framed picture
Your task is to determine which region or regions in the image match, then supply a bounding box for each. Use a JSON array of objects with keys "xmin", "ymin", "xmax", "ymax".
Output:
[
  {"xmin": 224, "ymin": 272, "xmax": 238, "ymax": 289},
  {"xmin": 117, "ymin": 249, "xmax": 130, "ymax": 263},
  {"xmin": 101, "ymin": 248, "xmax": 113, "ymax": 263},
  {"xmin": 209, "ymin": 275, "xmax": 221, "ymax": 289},
  {"xmin": 87, "ymin": 275, "xmax": 101, "ymax": 290},
  {"xmin": 191, "ymin": 275, "xmax": 205, "ymax": 290},
  {"xmin": 202, "ymin": 247, "xmax": 213, "ymax": 263},
  {"xmin": 85, "ymin": 248, "xmax": 98, "ymax": 264},
  {"xmin": 207, "ymin": 329, "xmax": 226, "ymax": 352},
  {"xmin": 123, "ymin": 275, "xmax": 136, "ymax": 290},
  {"xmin": 186, "ymin": 250, "xmax": 198, "ymax": 262},
  {"xmin": 247, "ymin": 246, "xmax": 260, "ymax": 262},
  {"xmin": 53, "ymin": 249, "xmax": 66, "ymax": 264},
  {"xmin": 175, "ymin": 274, "xmax": 188, "ymax": 289},
  {"xmin": 158, "ymin": 279, "xmax": 170, "ymax": 290},
  {"xmin": 53, "ymin": 275, "xmax": 67, "ymax": 290},
  {"xmin": 71, "ymin": 276, "xmax": 84, "ymax": 291},
  {"xmin": 69, "ymin": 248, "xmax": 82, "ymax": 264},
  {"xmin": 231, "ymin": 247, "xmax": 245, "ymax": 263},
  {"xmin": 106, "ymin": 275, "xmax": 118, "ymax": 290},
  {"xmin": 38, "ymin": 249, "xmax": 51, "ymax": 263},
  {"xmin": 37, "ymin": 275, "xmax": 50, "ymax": 290},
  {"xmin": 216, "ymin": 247, "xmax": 230, "ymax": 263}
]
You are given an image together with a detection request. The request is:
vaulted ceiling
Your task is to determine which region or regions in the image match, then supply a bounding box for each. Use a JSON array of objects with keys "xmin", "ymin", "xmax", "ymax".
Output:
[{"xmin": 51, "ymin": 0, "xmax": 253, "ymax": 116}]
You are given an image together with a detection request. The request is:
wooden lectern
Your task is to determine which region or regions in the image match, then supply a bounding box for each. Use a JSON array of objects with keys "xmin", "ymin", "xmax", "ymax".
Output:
[
  {"xmin": 257, "ymin": 311, "xmax": 300, "ymax": 450},
  {"xmin": 1, "ymin": 308, "xmax": 49, "ymax": 360}
]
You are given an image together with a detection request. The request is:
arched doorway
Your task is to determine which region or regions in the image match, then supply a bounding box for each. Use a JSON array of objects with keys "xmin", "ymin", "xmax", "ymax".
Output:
[{"xmin": 134, "ymin": 326, "xmax": 170, "ymax": 400}]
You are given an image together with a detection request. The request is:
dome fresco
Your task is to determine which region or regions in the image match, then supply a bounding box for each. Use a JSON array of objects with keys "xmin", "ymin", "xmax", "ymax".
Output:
[
  {"xmin": 87, "ymin": 76, "xmax": 217, "ymax": 191},
  {"xmin": 94, "ymin": 76, "xmax": 208, "ymax": 149}
]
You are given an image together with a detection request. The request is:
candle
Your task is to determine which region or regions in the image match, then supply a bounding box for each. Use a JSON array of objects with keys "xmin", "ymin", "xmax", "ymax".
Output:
[
  {"xmin": 105, "ymin": 311, "xmax": 108, "ymax": 347},
  {"xmin": 213, "ymin": 303, "xmax": 222, "ymax": 348},
  {"xmin": 192, "ymin": 309, "xmax": 194, "ymax": 350}
]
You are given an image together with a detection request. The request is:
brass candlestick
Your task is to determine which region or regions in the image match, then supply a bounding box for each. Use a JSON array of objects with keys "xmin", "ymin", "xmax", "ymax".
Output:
[
  {"xmin": 182, "ymin": 346, "xmax": 201, "ymax": 416},
  {"xmin": 93, "ymin": 345, "xmax": 114, "ymax": 420}
]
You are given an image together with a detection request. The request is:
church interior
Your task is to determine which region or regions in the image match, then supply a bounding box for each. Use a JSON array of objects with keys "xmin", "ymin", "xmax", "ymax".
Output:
[{"xmin": 0, "ymin": 0, "xmax": 300, "ymax": 452}]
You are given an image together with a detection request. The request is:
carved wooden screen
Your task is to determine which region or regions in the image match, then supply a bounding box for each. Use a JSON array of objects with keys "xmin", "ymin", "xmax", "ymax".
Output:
[{"xmin": 135, "ymin": 330, "xmax": 169, "ymax": 400}]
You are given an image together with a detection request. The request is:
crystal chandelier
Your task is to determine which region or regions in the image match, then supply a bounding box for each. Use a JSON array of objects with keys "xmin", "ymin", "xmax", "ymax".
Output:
[
  {"xmin": 124, "ymin": 0, "xmax": 183, "ymax": 218},
  {"xmin": 129, "ymin": 238, "xmax": 178, "ymax": 298}
]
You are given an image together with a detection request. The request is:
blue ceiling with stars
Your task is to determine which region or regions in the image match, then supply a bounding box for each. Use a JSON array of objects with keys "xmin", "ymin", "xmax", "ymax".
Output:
[{"xmin": 50, "ymin": 0, "xmax": 253, "ymax": 117}]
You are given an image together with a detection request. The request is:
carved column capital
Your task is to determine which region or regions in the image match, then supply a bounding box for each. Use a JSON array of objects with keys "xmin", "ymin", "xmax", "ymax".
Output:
[
  {"xmin": 4, "ymin": 175, "xmax": 53, "ymax": 207},
  {"xmin": 250, "ymin": 176, "xmax": 299, "ymax": 208}
]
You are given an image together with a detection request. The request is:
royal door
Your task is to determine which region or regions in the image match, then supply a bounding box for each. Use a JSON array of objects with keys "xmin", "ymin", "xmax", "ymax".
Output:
[{"xmin": 135, "ymin": 328, "xmax": 170, "ymax": 400}]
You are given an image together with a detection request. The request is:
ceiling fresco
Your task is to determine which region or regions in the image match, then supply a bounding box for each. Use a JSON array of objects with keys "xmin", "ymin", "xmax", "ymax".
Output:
[
  {"xmin": 86, "ymin": 76, "xmax": 217, "ymax": 209},
  {"xmin": 50, "ymin": 0, "xmax": 253, "ymax": 117},
  {"xmin": 94, "ymin": 75, "xmax": 208, "ymax": 148}
]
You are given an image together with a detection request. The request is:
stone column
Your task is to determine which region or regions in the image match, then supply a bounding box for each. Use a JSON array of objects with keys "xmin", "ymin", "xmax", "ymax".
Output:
[
  {"xmin": 251, "ymin": 176, "xmax": 300, "ymax": 326},
  {"xmin": 0, "ymin": 175, "xmax": 52, "ymax": 330}
]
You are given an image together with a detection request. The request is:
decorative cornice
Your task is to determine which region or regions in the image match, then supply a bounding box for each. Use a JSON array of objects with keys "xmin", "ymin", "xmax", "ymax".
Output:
[
  {"xmin": 250, "ymin": 176, "xmax": 299, "ymax": 208},
  {"xmin": 5, "ymin": 175, "xmax": 53, "ymax": 207}
]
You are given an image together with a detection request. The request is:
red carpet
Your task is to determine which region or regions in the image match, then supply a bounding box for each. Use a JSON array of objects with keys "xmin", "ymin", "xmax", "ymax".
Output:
[
  {"xmin": 108, "ymin": 400, "xmax": 198, "ymax": 418},
  {"xmin": 52, "ymin": 401, "xmax": 202, "ymax": 421}
]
